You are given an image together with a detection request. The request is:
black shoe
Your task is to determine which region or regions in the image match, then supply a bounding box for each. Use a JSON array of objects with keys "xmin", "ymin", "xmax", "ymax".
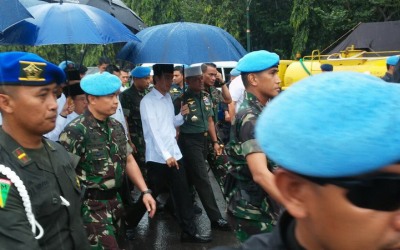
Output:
[
  {"xmin": 193, "ymin": 204, "xmax": 202, "ymax": 215},
  {"xmin": 180, "ymin": 231, "xmax": 212, "ymax": 243},
  {"xmin": 211, "ymin": 218, "xmax": 231, "ymax": 231}
]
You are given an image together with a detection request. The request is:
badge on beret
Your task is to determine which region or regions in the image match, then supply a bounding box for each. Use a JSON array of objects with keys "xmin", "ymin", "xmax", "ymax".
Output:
[
  {"xmin": 0, "ymin": 179, "xmax": 11, "ymax": 208},
  {"xmin": 191, "ymin": 115, "xmax": 198, "ymax": 122},
  {"xmin": 19, "ymin": 61, "xmax": 46, "ymax": 82}
]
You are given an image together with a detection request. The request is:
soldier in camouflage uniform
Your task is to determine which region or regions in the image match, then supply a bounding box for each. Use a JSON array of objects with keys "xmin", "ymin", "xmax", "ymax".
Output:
[
  {"xmin": 201, "ymin": 63, "xmax": 232, "ymax": 189},
  {"xmin": 224, "ymin": 50, "xmax": 284, "ymax": 242},
  {"xmin": 119, "ymin": 66, "xmax": 151, "ymax": 179},
  {"xmin": 170, "ymin": 65, "xmax": 186, "ymax": 102},
  {"xmin": 60, "ymin": 72, "xmax": 156, "ymax": 249}
]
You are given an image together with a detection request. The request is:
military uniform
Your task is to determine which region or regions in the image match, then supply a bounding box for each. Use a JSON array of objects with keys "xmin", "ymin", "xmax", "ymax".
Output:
[
  {"xmin": 59, "ymin": 109, "xmax": 130, "ymax": 249},
  {"xmin": 169, "ymin": 83, "xmax": 185, "ymax": 102},
  {"xmin": 175, "ymin": 88, "xmax": 225, "ymax": 223},
  {"xmin": 119, "ymin": 85, "xmax": 149, "ymax": 178},
  {"xmin": 0, "ymin": 128, "xmax": 89, "ymax": 250},
  {"xmin": 224, "ymin": 91, "xmax": 280, "ymax": 242},
  {"xmin": 205, "ymin": 85, "xmax": 230, "ymax": 189}
]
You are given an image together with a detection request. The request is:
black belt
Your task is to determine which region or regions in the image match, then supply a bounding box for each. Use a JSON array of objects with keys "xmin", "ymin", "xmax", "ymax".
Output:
[
  {"xmin": 181, "ymin": 131, "xmax": 208, "ymax": 137},
  {"xmin": 84, "ymin": 188, "xmax": 117, "ymax": 200}
]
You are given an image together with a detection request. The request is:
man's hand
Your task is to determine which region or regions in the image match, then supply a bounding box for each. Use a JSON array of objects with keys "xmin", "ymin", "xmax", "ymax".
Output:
[
  {"xmin": 166, "ymin": 157, "xmax": 179, "ymax": 169},
  {"xmin": 216, "ymin": 72, "xmax": 224, "ymax": 84},
  {"xmin": 180, "ymin": 103, "xmax": 189, "ymax": 116},
  {"xmin": 213, "ymin": 143, "xmax": 223, "ymax": 156},
  {"xmin": 224, "ymin": 110, "xmax": 231, "ymax": 122},
  {"xmin": 142, "ymin": 193, "xmax": 156, "ymax": 218}
]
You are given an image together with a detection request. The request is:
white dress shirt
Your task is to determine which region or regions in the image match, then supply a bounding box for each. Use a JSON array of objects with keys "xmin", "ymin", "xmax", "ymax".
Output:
[
  {"xmin": 111, "ymin": 98, "xmax": 129, "ymax": 138},
  {"xmin": 140, "ymin": 88, "xmax": 184, "ymax": 164},
  {"xmin": 229, "ymin": 76, "xmax": 245, "ymax": 113}
]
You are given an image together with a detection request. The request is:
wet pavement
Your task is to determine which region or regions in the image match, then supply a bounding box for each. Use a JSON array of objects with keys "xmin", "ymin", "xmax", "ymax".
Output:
[{"xmin": 123, "ymin": 168, "xmax": 240, "ymax": 250}]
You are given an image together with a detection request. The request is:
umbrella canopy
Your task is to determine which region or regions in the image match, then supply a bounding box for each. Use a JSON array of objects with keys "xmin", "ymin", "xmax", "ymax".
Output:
[
  {"xmin": 0, "ymin": 0, "xmax": 33, "ymax": 32},
  {"xmin": 117, "ymin": 22, "xmax": 247, "ymax": 65},
  {"xmin": 41, "ymin": 0, "xmax": 146, "ymax": 33},
  {"xmin": 0, "ymin": 3, "xmax": 140, "ymax": 45}
]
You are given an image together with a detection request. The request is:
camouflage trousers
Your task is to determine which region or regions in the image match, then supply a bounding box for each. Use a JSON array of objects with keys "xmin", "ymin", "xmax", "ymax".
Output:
[
  {"xmin": 82, "ymin": 196, "xmax": 124, "ymax": 250},
  {"xmin": 207, "ymin": 143, "xmax": 230, "ymax": 191}
]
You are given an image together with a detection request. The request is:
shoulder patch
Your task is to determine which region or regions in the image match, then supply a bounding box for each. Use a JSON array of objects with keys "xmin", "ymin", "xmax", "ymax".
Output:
[
  {"xmin": 12, "ymin": 148, "xmax": 31, "ymax": 164},
  {"xmin": 0, "ymin": 179, "xmax": 11, "ymax": 208}
]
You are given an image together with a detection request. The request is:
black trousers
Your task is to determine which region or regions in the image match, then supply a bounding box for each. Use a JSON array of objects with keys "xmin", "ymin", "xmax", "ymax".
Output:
[
  {"xmin": 126, "ymin": 161, "xmax": 196, "ymax": 235},
  {"xmin": 178, "ymin": 132, "xmax": 222, "ymax": 221}
]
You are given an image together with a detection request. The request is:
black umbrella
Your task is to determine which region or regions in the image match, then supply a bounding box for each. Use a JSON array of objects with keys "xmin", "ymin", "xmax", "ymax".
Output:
[{"xmin": 42, "ymin": 0, "xmax": 146, "ymax": 32}]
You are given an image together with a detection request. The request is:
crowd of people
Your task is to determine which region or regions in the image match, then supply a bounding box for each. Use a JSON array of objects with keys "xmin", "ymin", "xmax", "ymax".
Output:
[{"xmin": 0, "ymin": 49, "xmax": 400, "ymax": 250}]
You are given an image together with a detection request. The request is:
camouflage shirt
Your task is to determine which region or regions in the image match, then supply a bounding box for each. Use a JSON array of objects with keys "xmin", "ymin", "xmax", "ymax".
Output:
[
  {"xmin": 59, "ymin": 109, "xmax": 130, "ymax": 190},
  {"xmin": 119, "ymin": 85, "xmax": 148, "ymax": 155},
  {"xmin": 225, "ymin": 91, "xmax": 279, "ymax": 222},
  {"xmin": 169, "ymin": 83, "xmax": 185, "ymax": 102},
  {"xmin": 205, "ymin": 85, "xmax": 224, "ymax": 122}
]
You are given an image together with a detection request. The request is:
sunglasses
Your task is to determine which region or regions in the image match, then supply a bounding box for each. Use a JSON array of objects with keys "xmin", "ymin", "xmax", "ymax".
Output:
[{"xmin": 299, "ymin": 173, "xmax": 400, "ymax": 211}]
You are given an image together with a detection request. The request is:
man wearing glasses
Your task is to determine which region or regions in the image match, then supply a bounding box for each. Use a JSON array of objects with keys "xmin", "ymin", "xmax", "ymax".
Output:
[{"xmin": 214, "ymin": 71, "xmax": 400, "ymax": 249}]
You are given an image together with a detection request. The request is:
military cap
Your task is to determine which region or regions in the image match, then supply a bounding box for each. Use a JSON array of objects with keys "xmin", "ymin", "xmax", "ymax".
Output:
[
  {"xmin": 131, "ymin": 66, "xmax": 151, "ymax": 78},
  {"xmin": 386, "ymin": 55, "xmax": 400, "ymax": 66},
  {"xmin": 320, "ymin": 63, "xmax": 333, "ymax": 72},
  {"xmin": 185, "ymin": 66, "xmax": 202, "ymax": 78},
  {"xmin": 153, "ymin": 64, "xmax": 174, "ymax": 76},
  {"xmin": 256, "ymin": 72, "xmax": 400, "ymax": 178},
  {"xmin": 236, "ymin": 50, "xmax": 279, "ymax": 73},
  {"xmin": 230, "ymin": 68, "xmax": 241, "ymax": 77},
  {"xmin": 80, "ymin": 72, "xmax": 121, "ymax": 96},
  {"xmin": 0, "ymin": 51, "xmax": 66, "ymax": 86}
]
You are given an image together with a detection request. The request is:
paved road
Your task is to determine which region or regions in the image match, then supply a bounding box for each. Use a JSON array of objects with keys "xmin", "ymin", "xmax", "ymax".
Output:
[{"xmin": 123, "ymin": 168, "xmax": 240, "ymax": 250}]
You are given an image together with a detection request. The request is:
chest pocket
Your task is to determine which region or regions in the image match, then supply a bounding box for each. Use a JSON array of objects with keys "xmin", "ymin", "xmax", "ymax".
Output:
[{"xmin": 87, "ymin": 147, "xmax": 108, "ymax": 172}]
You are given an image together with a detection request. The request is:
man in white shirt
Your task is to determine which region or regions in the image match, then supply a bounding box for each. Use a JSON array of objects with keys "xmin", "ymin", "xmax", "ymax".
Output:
[
  {"xmin": 132, "ymin": 64, "xmax": 212, "ymax": 243},
  {"xmin": 229, "ymin": 75, "xmax": 245, "ymax": 114}
]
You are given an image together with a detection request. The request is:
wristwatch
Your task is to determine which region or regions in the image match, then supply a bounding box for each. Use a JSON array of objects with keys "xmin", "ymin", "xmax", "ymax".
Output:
[{"xmin": 142, "ymin": 189, "xmax": 152, "ymax": 195}]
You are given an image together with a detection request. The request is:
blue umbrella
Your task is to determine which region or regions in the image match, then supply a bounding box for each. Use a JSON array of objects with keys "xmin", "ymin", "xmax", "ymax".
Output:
[
  {"xmin": 0, "ymin": 2, "xmax": 140, "ymax": 45},
  {"xmin": 117, "ymin": 22, "xmax": 247, "ymax": 65},
  {"xmin": 0, "ymin": 0, "xmax": 33, "ymax": 32}
]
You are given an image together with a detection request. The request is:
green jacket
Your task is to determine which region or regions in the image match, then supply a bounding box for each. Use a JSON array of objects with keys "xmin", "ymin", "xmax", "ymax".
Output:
[
  {"xmin": 175, "ymin": 89, "xmax": 214, "ymax": 134},
  {"xmin": 0, "ymin": 128, "xmax": 89, "ymax": 250}
]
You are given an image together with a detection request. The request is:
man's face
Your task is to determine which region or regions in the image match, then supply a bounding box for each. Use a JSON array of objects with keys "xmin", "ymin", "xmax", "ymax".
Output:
[
  {"xmin": 173, "ymin": 70, "xmax": 183, "ymax": 85},
  {"xmin": 119, "ymin": 71, "xmax": 130, "ymax": 86},
  {"xmin": 253, "ymin": 67, "xmax": 281, "ymax": 99},
  {"xmin": 72, "ymin": 94, "xmax": 88, "ymax": 115},
  {"xmin": 89, "ymin": 92, "xmax": 119, "ymax": 118},
  {"xmin": 286, "ymin": 164, "xmax": 400, "ymax": 250},
  {"xmin": 155, "ymin": 73, "xmax": 173, "ymax": 94},
  {"xmin": 202, "ymin": 66, "xmax": 218, "ymax": 87},
  {"xmin": 98, "ymin": 63, "xmax": 108, "ymax": 73},
  {"xmin": 186, "ymin": 75, "xmax": 203, "ymax": 93},
  {"xmin": 134, "ymin": 76, "xmax": 151, "ymax": 91},
  {"xmin": 1, "ymin": 84, "xmax": 58, "ymax": 135}
]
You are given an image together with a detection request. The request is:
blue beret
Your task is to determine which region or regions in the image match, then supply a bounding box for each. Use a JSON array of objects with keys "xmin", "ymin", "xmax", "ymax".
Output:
[
  {"xmin": 131, "ymin": 66, "xmax": 151, "ymax": 78},
  {"xmin": 80, "ymin": 72, "xmax": 121, "ymax": 96},
  {"xmin": 0, "ymin": 51, "xmax": 65, "ymax": 86},
  {"xmin": 58, "ymin": 60, "xmax": 75, "ymax": 71},
  {"xmin": 386, "ymin": 55, "xmax": 400, "ymax": 66},
  {"xmin": 256, "ymin": 72, "xmax": 400, "ymax": 178},
  {"xmin": 320, "ymin": 63, "xmax": 333, "ymax": 72},
  {"xmin": 236, "ymin": 50, "xmax": 279, "ymax": 73},
  {"xmin": 230, "ymin": 68, "xmax": 241, "ymax": 77}
]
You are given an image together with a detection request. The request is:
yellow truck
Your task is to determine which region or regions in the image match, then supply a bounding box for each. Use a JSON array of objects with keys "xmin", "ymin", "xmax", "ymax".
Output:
[{"xmin": 279, "ymin": 46, "xmax": 400, "ymax": 89}]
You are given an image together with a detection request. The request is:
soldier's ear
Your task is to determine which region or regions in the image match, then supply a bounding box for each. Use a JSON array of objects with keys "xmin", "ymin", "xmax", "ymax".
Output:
[
  {"xmin": 0, "ymin": 92, "xmax": 14, "ymax": 114},
  {"xmin": 246, "ymin": 73, "xmax": 258, "ymax": 87},
  {"xmin": 274, "ymin": 169, "xmax": 309, "ymax": 219}
]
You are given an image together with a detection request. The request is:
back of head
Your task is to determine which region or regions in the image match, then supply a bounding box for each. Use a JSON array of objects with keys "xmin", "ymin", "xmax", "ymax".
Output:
[
  {"xmin": 320, "ymin": 63, "xmax": 333, "ymax": 72},
  {"xmin": 256, "ymin": 72, "xmax": 400, "ymax": 178}
]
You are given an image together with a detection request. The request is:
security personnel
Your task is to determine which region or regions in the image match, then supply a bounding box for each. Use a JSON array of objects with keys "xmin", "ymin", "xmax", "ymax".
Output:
[
  {"xmin": 382, "ymin": 55, "xmax": 400, "ymax": 82},
  {"xmin": 59, "ymin": 72, "xmax": 156, "ymax": 249},
  {"xmin": 0, "ymin": 52, "xmax": 89, "ymax": 249},
  {"xmin": 224, "ymin": 50, "xmax": 284, "ymax": 242},
  {"xmin": 175, "ymin": 66, "xmax": 230, "ymax": 231},
  {"xmin": 215, "ymin": 72, "xmax": 400, "ymax": 250}
]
